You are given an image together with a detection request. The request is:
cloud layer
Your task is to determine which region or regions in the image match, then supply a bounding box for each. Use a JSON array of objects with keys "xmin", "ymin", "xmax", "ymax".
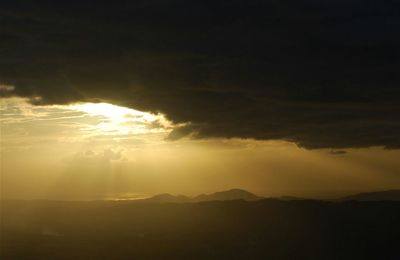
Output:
[{"xmin": 1, "ymin": 0, "xmax": 399, "ymax": 148}]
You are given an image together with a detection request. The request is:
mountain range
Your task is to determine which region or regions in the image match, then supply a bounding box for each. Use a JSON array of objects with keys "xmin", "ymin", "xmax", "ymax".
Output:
[
  {"xmin": 139, "ymin": 189, "xmax": 400, "ymax": 203},
  {"xmin": 140, "ymin": 188, "xmax": 262, "ymax": 203}
]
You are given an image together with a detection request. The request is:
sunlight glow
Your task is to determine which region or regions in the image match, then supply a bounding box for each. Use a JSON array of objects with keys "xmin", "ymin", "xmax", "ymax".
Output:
[
  {"xmin": 70, "ymin": 102, "xmax": 171, "ymax": 136},
  {"xmin": 0, "ymin": 97, "xmax": 176, "ymax": 144},
  {"xmin": 72, "ymin": 103, "xmax": 154, "ymax": 121}
]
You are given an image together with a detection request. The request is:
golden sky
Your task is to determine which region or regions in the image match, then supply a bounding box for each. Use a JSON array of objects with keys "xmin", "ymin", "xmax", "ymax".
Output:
[{"xmin": 1, "ymin": 97, "xmax": 399, "ymax": 200}]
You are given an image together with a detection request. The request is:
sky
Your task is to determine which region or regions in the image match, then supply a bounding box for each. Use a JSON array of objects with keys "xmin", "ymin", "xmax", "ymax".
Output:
[{"xmin": 1, "ymin": 0, "xmax": 400, "ymax": 200}]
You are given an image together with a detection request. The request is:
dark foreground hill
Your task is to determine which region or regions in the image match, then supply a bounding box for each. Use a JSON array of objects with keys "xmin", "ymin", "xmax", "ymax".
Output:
[{"xmin": 1, "ymin": 199, "xmax": 399, "ymax": 260}]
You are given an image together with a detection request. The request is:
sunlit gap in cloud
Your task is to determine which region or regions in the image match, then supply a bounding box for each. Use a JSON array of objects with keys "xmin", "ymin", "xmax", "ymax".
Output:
[
  {"xmin": 0, "ymin": 97, "xmax": 177, "ymax": 145},
  {"xmin": 69, "ymin": 102, "xmax": 173, "ymax": 137}
]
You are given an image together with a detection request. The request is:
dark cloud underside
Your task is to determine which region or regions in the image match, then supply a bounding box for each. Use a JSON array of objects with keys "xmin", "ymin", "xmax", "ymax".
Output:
[{"xmin": 1, "ymin": 0, "xmax": 399, "ymax": 148}]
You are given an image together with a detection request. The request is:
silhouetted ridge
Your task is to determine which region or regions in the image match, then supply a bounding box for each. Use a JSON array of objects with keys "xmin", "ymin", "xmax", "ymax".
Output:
[
  {"xmin": 145, "ymin": 194, "xmax": 191, "ymax": 203},
  {"xmin": 193, "ymin": 188, "xmax": 261, "ymax": 202},
  {"xmin": 276, "ymin": 196, "xmax": 307, "ymax": 201},
  {"xmin": 340, "ymin": 190, "xmax": 400, "ymax": 201},
  {"xmin": 144, "ymin": 189, "xmax": 262, "ymax": 203}
]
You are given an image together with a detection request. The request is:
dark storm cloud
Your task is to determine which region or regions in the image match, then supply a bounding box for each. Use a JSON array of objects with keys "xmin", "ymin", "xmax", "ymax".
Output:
[{"xmin": 1, "ymin": 0, "xmax": 399, "ymax": 148}]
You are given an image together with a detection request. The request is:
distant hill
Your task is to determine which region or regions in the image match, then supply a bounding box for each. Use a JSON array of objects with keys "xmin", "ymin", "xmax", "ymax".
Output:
[
  {"xmin": 193, "ymin": 189, "xmax": 262, "ymax": 202},
  {"xmin": 144, "ymin": 193, "xmax": 191, "ymax": 203},
  {"xmin": 340, "ymin": 190, "xmax": 400, "ymax": 201},
  {"xmin": 142, "ymin": 189, "xmax": 262, "ymax": 203}
]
